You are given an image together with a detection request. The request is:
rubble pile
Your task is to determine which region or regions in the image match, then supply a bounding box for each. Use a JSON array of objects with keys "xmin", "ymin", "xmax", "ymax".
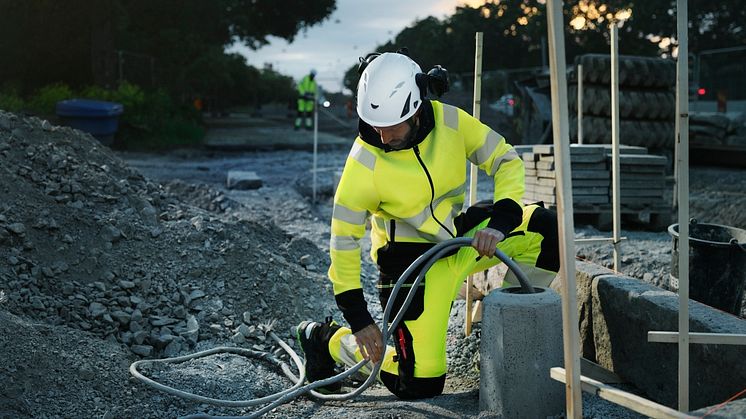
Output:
[{"xmin": 0, "ymin": 110, "xmax": 335, "ymax": 360}]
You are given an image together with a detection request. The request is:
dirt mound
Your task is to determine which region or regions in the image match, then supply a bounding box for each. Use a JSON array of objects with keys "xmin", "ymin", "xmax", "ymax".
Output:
[{"xmin": 0, "ymin": 110, "xmax": 336, "ymax": 364}]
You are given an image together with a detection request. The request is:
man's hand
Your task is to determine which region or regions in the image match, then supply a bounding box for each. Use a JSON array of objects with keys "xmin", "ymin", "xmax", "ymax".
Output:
[
  {"xmin": 471, "ymin": 227, "xmax": 505, "ymax": 258},
  {"xmin": 354, "ymin": 323, "xmax": 384, "ymax": 363}
]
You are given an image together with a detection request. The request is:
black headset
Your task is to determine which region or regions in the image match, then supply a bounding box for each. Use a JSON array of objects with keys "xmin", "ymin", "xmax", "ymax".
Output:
[{"xmin": 357, "ymin": 48, "xmax": 450, "ymax": 99}]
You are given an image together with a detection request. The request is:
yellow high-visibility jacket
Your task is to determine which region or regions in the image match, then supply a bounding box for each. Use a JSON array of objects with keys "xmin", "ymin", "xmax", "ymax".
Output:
[
  {"xmin": 297, "ymin": 75, "xmax": 317, "ymax": 100},
  {"xmin": 329, "ymin": 100, "xmax": 524, "ymax": 331}
]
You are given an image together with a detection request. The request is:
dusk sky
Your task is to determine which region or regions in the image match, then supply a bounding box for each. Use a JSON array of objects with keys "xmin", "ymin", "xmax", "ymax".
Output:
[{"xmin": 227, "ymin": 0, "xmax": 485, "ymax": 93}]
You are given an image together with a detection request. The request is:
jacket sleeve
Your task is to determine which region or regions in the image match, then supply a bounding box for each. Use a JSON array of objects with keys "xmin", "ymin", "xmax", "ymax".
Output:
[
  {"xmin": 460, "ymin": 109, "xmax": 524, "ymax": 235},
  {"xmin": 328, "ymin": 141, "xmax": 380, "ymax": 332}
]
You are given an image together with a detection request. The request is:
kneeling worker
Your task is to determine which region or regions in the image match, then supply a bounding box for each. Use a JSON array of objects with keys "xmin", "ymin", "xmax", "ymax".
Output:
[{"xmin": 297, "ymin": 51, "xmax": 560, "ymax": 399}]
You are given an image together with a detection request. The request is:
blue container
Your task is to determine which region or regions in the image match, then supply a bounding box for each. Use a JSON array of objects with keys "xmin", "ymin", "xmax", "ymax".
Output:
[{"xmin": 56, "ymin": 99, "xmax": 124, "ymax": 144}]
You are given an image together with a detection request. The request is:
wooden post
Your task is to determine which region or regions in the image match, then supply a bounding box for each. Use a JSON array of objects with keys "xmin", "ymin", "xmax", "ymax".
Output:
[
  {"xmin": 465, "ymin": 32, "xmax": 484, "ymax": 337},
  {"xmin": 676, "ymin": 0, "xmax": 690, "ymax": 411},
  {"xmin": 610, "ymin": 24, "xmax": 621, "ymax": 272},
  {"xmin": 312, "ymin": 89, "xmax": 319, "ymax": 204},
  {"xmin": 546, "ymin": 1, "xmax": 582, "ymax": 417},
  {"xmin": 577, "ymin": 64, "xmax": 583, "ymax": 144}
]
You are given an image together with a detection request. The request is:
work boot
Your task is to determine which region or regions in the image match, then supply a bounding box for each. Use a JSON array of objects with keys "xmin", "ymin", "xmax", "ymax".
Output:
[{"xmin": 296, "ymin": 317, "xmax": 342, "ymax": 393}]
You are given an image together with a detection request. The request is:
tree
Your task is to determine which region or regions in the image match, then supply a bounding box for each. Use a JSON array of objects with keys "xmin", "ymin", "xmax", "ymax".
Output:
[
  {"xmin": 0, "ymin": 0, "xmax": 336, "ymax": 105},
  {"xmin": 342, "ymin": 0, "xmax": 746, "ymax": 94}
]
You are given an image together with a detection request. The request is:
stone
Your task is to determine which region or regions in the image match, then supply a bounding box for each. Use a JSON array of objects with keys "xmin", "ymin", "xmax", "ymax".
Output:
[
  {"xmin": 88, "ymin": 302, "xmax": 107, "ymax": 318},
  {"xmin": 591, "ymin": 274, "xmax": 746, "ymax": 410},
  {"xmin": 163, "ymin": 340, "xmax": 182, "ymax": 358},
  {"xmin": 62, "ymin": 283, "xmax": 75, "ymax": 295},
  {"xmin": 299, "ymin": 254, "xmax": 312, "ymax": 266},
  {"xmin": 119, "ymin": 280, "xmax": 136, "ymax": 289},
  {"xmin": 189, "ymin": 289, "xmax": 206, "ymax": 300},
  {"xmin": 226, "ymin": 171, "xmax": 262, "ymax": 190},
  {"xmin": 132, "ymin": 331, "xmax": 148, "ymax": 345},
  {"xmin": 30, "ymin": 296, "xmax": 45, "ymax": 310},
  {"xmin": 237, "ymin": 323, "xmax": 251, "ymax": 337},
  {"xmin": 130, "ymin": 345, "xmax": 153, "ymax": 357},
  {"xmin": 231, "ymin": 332, "xmax": 245, "ymax": 344},
  {"xmin": 8, "ymin": 223, "xmax": 25, "ymax": 235},
  {"xmin": 111, "ymin": 310, "xmax": 131, "ymax": 324},
  {"xmin": 242, "ymin": 311, "xmax": 251, "ymax": 324},
  {"xmin": 151, "ymin": 316, "xmax": 178, "ymax": 327},
  {"xmin": 102, "ymin": 225, "xmax": 122, "ymax": 243}
]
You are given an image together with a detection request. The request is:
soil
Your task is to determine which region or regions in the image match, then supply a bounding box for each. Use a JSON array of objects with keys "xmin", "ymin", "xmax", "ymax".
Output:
[{"xmin": 1, "ymin": 109, "xmax": 744, "ymax": 418}]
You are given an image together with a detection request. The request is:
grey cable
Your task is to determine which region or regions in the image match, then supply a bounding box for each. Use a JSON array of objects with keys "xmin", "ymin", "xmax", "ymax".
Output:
[{"xmin": 130, "ymin": 236, "xmax": 534, "ymax": 418}]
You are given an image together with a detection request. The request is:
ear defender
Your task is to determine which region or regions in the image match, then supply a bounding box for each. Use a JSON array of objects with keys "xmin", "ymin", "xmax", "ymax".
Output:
[
  {"xmin": 415, "ymin": 65, "xmax": 450, "ymax": 99},
  {"xmin": 426, "ymin": 65, "xmax": 450, "ymax": 98}
]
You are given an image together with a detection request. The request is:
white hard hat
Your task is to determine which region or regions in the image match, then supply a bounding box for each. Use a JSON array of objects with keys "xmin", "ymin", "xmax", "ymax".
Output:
[{"xmin": 356, "ymin": 52, "xmax": 422, "ymax": 127}]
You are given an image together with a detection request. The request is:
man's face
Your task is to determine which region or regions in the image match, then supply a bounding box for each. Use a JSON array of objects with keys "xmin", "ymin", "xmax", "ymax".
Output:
[{"xmin": 373, "ymin": 118, "xmax": 415, "ymax": 150}]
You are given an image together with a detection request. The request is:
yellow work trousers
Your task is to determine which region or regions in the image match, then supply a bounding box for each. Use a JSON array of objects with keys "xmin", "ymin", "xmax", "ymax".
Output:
[{"xmin": 327, "ymin": 203, "xmax": 558, "ymax": 399}]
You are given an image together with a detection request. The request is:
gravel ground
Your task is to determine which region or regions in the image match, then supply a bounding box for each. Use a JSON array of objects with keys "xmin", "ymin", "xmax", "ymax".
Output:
[{"xmin": 1, "ymin": 110, "xmax": 744, "ymax": 418}]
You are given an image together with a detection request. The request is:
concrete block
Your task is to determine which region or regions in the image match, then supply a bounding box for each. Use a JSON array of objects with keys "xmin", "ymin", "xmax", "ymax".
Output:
[
  {"xmin": 591, "ymin": 274, "xmax": 746, "ymax": 410},
  {"xmin": 480, "ymin": 287, "xmax": 564, "ymax": 417},
  {"xmin": 552, "ymin": 261, "xmax": 615, "ymax": 362},
  {"xmin": 226, "ymin": 170, "xmax": 262, "ymax": 190}
]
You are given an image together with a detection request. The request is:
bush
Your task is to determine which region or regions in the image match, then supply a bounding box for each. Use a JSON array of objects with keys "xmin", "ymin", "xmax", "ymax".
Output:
[
  {"xmin": 27, "ymin": 83, "xmax": 74, "ymax": 115},
  {"xmin": 0, "ymin": 92, "xmax": 26, "ymax": 112},
  {"xmin": 0, "ymin": 81, "xmax": 205, "ymax": 150}
]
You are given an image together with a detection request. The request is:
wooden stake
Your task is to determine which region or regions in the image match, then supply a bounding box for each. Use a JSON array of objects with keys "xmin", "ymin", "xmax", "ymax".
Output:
[
  {"xmin": 546, "ymin": 1, "xmax": 582, "ymax": 417},
  {"xmin": 466, "ymin": 32, "xmax": 484, "ymax": 337}
]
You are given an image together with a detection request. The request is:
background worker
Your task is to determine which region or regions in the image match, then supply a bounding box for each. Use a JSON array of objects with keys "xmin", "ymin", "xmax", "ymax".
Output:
[
  {"xmin": 295, "ymin": 69, "xmax": 318, "ymax": 130},
  {"xmin": 297, "ymin": 51, "xmax": 559, "ymax": 398}
]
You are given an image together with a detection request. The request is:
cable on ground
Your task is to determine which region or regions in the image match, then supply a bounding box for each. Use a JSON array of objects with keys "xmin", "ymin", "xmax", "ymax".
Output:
[{"xmin": 130, "ymin": 237, "xmax": 534, "ymax": 418}]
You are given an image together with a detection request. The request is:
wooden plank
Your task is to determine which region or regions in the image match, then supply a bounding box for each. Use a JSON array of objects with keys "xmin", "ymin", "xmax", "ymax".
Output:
[
  {"xmin": 648, "ymin": 331, "xmax": 746, "ymax": 346},
  {"xmin": 550, "ymin": 368, "xmax": 697, "ymax": 419}
]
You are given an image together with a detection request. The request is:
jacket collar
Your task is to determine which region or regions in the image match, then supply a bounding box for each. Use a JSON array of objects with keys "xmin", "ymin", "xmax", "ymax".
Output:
[{"xmin": 358, "ymin": 100, "xmax": 435, "ymax": 152}]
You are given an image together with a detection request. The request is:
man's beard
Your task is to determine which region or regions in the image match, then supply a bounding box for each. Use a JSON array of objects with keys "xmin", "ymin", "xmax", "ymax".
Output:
[{"xmin": 387, "ymin": 118, "xmax": 419, "ymax": 150}]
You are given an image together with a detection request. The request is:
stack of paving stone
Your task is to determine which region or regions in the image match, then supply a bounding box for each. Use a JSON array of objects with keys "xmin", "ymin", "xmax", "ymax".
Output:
[
  {"xmin": 615, "ymin": 151, "xmax": 667, "ymax": 206},
  {"xmin": 518, "ymin": 144, "xmax": 611, "ymax": 206},
  {"xmin": 516, "ymin": 144, "xmax": 670, "ymax": 228}
]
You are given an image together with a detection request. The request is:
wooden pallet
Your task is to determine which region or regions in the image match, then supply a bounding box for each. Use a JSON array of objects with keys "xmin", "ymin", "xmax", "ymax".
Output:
[{"xmin": 554, "ymin": 203, "xmax": 672, "ymax": 231}]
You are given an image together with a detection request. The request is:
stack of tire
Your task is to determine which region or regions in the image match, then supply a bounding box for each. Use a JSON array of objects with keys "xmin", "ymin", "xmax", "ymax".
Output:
[{"xmin": 568, "ymin": 54, "xmax": 676, "ymax": 149}]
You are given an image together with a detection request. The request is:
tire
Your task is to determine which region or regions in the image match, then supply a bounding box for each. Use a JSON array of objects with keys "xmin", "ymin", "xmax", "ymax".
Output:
[
  {"xmin": 575, "ymin": 54, "xmax": 676, "ymax": 88},
  {"xmin": 570, "ymin": 115, "xmax": 675, "ymax": 148}
]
